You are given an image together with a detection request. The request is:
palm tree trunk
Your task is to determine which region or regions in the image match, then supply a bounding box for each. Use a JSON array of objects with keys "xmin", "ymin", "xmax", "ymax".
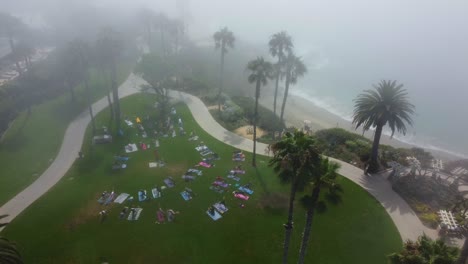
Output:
[
  {"xmin": 273, "ymin": 57, "xmax": 281, "ymax": 116},
  {"xmin": 84, "ymin": 77, "xmax": 96, "ymax": 135},
  {"xmin": 283, "ymin": 180, "xmax": 298, "ymax": 264},
  {"xmin": 280, "ymin": 72, "xmax": 290, "ymax": 123},
  {"xmin": 111, "ymin": 62, "xmax": 120, "ymax": 132},
  {"xmin": 252, "ymin": 80, "xmax": 260, "ymax": 167},
  {"xmin": 368, "ymin": 124, "xmax": 383, "ymax": 173},
  {"xmin": 218, "ymin": 45, "xmax": 225, "ymax": 112},
  {"xmin": 298, "ymin": 185, "xmax": 321, "ymax": 264}
]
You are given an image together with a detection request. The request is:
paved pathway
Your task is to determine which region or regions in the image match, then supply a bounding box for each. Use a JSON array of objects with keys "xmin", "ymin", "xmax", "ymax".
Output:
[{"xmin": 0, "ymin": 73, "xmax": 443, "ymax": 244}]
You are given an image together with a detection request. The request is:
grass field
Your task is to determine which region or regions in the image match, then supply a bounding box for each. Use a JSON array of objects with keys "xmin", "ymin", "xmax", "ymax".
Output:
[
  {"xmin": 3, "ymin": 94, "xmax": 402, "ymax": 263},
  {"xmin": 0, "ymin": 64, "xmax": 133, "ymax": 205}
]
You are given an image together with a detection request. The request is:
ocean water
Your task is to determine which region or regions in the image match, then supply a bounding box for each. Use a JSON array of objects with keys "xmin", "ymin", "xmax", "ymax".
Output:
[
  {"xmin": 293, "ymin": 50, "xmax": 468, "ymax": 159},
  {"xmin": 291, "ymin": 58, "xmax": 468, "ymax": 158}
]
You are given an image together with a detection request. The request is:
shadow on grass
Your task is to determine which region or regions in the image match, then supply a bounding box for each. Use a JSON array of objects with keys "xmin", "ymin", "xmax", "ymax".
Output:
[{"xmin": 254, "ymin": 167, "xmax": 270, "ymax": 195}]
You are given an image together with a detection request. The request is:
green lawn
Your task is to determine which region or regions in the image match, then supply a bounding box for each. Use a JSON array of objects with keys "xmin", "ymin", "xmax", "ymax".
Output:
[
  {"xmin": 0, "ymin": 63, "xmax": 133, "ymax": 206},
  {"xmin": 3, "ymin": 94, "xmax": 402, "ymax": 263}
]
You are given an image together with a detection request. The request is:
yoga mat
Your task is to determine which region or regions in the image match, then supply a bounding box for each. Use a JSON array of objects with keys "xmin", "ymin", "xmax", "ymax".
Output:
[
  {"xmin": 138, "ymin": 190, "xmax": 147, "ymax": 201},
  {"xmin": 206, "ymin": 210, "xmax": 222, "ymax": 221},
  {"xmin": 213, "ymin": 203, "xmax": 228, "ymax": 214},
  {"xmin": 114, "ymin": 193, "xmax": 129, "ymax": 204},
  {"xmin": 234, "ymin": 193, "xmax": 249, "ymax": 200},
  {"xmin": 239, "ymin": 186, "xmax": 254, "ymax": 195},
  {"xmin": 127, "ymin": 208, "xmax": 143, "ymax": 221},
  {"xmin": 149, "ymin": 162, "xmax": 158, "ymax": 168},
  {"xmin": 164, "ymin": 178, "xmax": 175, "ymax": 188},
  {"xmin": 180, "ymin": 191, "xmax": 192, "ymax": 201},
  {"xmin": 125, "ymin": 143, "xmax": 138, "ymax": 153},
  {"xmin": 152, "ymin": 188, "xmax": 161, "ymax": 199}
]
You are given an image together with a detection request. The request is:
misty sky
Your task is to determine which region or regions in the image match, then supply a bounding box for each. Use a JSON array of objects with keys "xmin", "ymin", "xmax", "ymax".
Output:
[{"xmin": 3, "ymin": 0, "xmax": 468, "ymax": 155}]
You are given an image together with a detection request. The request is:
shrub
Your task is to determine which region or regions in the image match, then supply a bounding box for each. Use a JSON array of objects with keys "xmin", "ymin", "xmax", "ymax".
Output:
[{"xmin": 231, "ymin": 96, "xmax": 285, "ymax": 132}]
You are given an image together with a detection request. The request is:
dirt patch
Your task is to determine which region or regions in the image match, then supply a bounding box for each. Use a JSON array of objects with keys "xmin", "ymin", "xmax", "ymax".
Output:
[
  {"xmin": 234, "ymin": 125, "xmax": 266, "ymax": 141},
  {"xmin": 165, "ymin": 164, "xmax": 187, "ymax": 176},
  {"xmin": 65, "ymin": 195, "xmax": 115, "ymax": 231}
]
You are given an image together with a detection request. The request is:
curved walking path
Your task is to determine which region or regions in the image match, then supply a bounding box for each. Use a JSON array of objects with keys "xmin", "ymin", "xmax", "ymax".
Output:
[{"xmin": 0, "ymin": 73, "xmax": 441, "ymax": 244}]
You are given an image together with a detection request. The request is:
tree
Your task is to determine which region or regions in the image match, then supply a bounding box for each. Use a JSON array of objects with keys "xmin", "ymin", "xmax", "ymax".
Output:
[
  {"xmin": 58, "ymin": 43, "xmax": 84, "ymax": 102},
  {"xmin": 388, "ymin": 235, "xmax": 458, "ymax": 264},
  {"xmin": 297, "ymin": 157, "xmax": 341, "ymax": 264},
  {"xmin": 269, "ymin": 31, "xmax": 293, "ymax": 117},
  {"xmin": 135, "ymin": 54, "xmax": 176, "ymax": 132},
  {"xmin": 269, "ymin": 131, "xmax": 321, "ymax": 264},
  {"xmin": 139, "ymin": 8, "xmax": 156, "ymax": 52},
  {"xmin": 213, "ymin": 27, "xmax": 235, "ymax": 111},
  {"xmin": 352, "ymin": 80, "xmax": 415, "ymax": 173},
  {"xmin": 96, "ymin": 27, "xmax": 123, "ymax": 132},
  {"xmin": 0, "ymin": 12, "xmax": 26, "ymax": 75},
  {"xmin": 246, "ymin": 57, "xmax": 273, "ymax": 167},
  {"xmin": 411, "ymin": 147, "xmax": 434, "ymax": 176},
  {"xmin": 0, "ymin": 215, "xmax": 24, "ymax": 264},
  {"xmin": 154, "ymin": 13, "xmax": 168, "ymax": 56},
  {"xmin": 70, "ymin": 39, "xmax": 96, "ymax": 135},
  {"xmin": 279, "ymin": 53, "xmax": 307, "ymax": 123}
]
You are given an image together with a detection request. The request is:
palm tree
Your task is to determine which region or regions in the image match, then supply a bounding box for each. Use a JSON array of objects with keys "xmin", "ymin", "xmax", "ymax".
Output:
[
  {"xmin": 269, "ymin": 131, "xmax": 321, "ymax": 264},
  {"xmin": 352, "ymin": 80, "xmax": 415, "ymax": 173},
  {"xmin": 279, "ymin": 53, "xmax": 307, "ymax": 123},
  {"xmin": 246, "ymin": 57, "xmax": 273, "ymax": 167},
  {"xmin": 96, "ymin": 27, "xmax": 123, "ymax": 132},
  {"xmin": 388, "ymin": 235, "xmax": 459, "ymax": 264},
  {"xmin": 70, "ymin": 39, "xmax": 96, "ymax": 135},
  {"xmin": 269, "ymin": 31, "xmax": 293, "ymax": 117},
  {"xmin": 213, "ymin": 27, "xmax": 235, "ymax": 111},
  {"xmin": 0, "ymin": 215, "xmax": 23, "ymax": 264},
  {"xmin": 139, "ymin": 8, "xmax": 156, "ymax": 51},
  {"xmin": 154, "ymin": 12, "xmax": 168, "ymax": 56},
  {"xmin": 297, "ymin": 157, "xmax": 341, "ymax": 264}
]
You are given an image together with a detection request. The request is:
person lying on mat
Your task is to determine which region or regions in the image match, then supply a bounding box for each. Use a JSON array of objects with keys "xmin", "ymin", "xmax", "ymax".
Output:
[{"xmin": 208, "ymin": 206, "xmax": 216, "ymax": 216}]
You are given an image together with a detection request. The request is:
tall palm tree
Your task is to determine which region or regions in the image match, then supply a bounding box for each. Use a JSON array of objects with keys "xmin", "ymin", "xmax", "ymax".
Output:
[
  {"xmin": 246, "ymin": 57, "xmax": 273, "ymax": 167},
  {"xmin": 297, "ymin": 157, "xmax": 341, "ymax": 264},
  {"xmin": 213, "ymin": 27, "xmax": 235, "ymax": 111},
  {"xmin": 154, "ymin": 13, "xmax": 168, "ymax": 56},
  {"xmin": 96, "ymin": 27, "xmax": 123, "ymax": 132},
  {"xmin": 70, "ymin": 39, "xmax": 96, "ymax": 135},
  {"xmin": 352, "ymin": 80, "xmax": 415, "ymax": 173},
  {"xmin": 388, "ymin": 235, "xmax": 459, "ymax": 264},
  {"xmin": 279, "ymin": 53, "xmax": 307, "ymax": 123},
  {"xmin": 269, "ymin": 131, "xmax": 320, "ymax": 264},
  {"xmin": 138, "ymin": 8, "xmax": 156, "ymax": 52},
  {"xmin": 269, "ymin": 31, "xmax": 293, "ymax": 117}
]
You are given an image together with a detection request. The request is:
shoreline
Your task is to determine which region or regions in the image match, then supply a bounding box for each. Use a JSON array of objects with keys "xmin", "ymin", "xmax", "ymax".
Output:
[{"xmin": 258, "ymin": 93, "xmax": 461, "ymax": 161}]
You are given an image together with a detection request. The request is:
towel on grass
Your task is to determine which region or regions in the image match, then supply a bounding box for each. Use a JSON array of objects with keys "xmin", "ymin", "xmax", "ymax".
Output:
[
  {"xmin": 127, "ymin": 208, "xmax": 143, "ymax": 221},
  {"xmin": 207, "ymin": 210, "xmax": 222, "ymax": 221},
  {"xmin": 138, "ymin": 190, "xmax": 148, "ymax": 201},
  {"xmin": 125, "ymin": 143, "xmax": 138, "ymax": 153},
  {"xmin": 230, "ymin": 170, "xmax": 245, "ymax": 174},
  {"xmin": 152, "ymin": 188, "xmax": 161, "ymax": 199},
  {"xmin": 182, "ymin": 175, "xmax": 195, "ymax": 181},
  {"xmin": 233, "ymin": 192, "xmax": 249, "ymax": 200},
  {"xmin": 164, "ymin": 178, "xmax": 175, "ymax": 188},
  {"xmin": 199, "ymin": 162, "xmax": 212, "ymax": 168},
  {"xmin": 104, "ymin": 192, "xmax": 115, "ymax": 205},
  {"xmin": 195, "ymin": 145, "xmax": 208, "ymax": 152},
  {"xmin": 238, "ymin": 186, "xmax": 254, "ymax": 195},
  {"xmin": 227, "ymin": 175, "xmax": 241, "ymax": 181},
  {"xmin": 114, "ymin": 193, "xmax": 130, "ymax": 204},
  {"xmin": 149, "ymin": 162, "xmax": 158, "ymax": 168},
  {"xmin": 209, "ymin": 186, "xmax": 224, "ymax": 194},
  {"xmin": 213, "ymin": 181, "xmax": 229, "ymax": 188},
  {"xmin": 214, "ymin": 203, "xmax": 228, "ymax": 214},
  {"xmin": 187, "ymin": 169, "xmax": 202, "ymax": 175},
  {"xmin": 180, "ymin": 191, "xmax": 192, "ymax": 201}
]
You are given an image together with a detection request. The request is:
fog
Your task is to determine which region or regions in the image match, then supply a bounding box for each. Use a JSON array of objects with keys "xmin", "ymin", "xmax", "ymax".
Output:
[{"xmin": 3, "ymin": 0, "xmax": 468, "ymax": 157}]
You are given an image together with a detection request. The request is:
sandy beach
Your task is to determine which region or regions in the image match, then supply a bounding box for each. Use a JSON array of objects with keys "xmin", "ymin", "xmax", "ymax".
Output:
[{"xmin": 258, "ymin": 93, "xmax": 460, "ymax": 161}]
